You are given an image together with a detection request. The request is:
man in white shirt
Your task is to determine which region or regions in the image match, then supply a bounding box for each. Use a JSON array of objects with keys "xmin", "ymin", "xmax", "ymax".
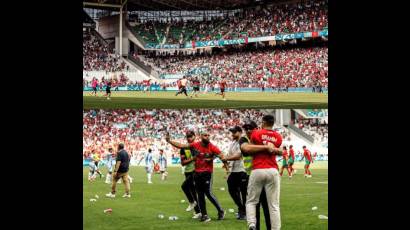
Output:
[{"xmin": 223, "ymin": 126, "xmax": 248, "ymax": 220}]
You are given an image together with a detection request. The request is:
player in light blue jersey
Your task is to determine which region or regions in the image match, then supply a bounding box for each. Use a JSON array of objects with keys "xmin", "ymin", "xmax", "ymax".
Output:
[
  {"xmin": 87, "ymin": 153, "xmax": 97, "ymax": 181},
  {"xmin": 145, "ymin": 149, "xmax": 155, "ymax": 184},
  {"xmin": 158, "ymin": 149, "xmax": 168, "ymax": 181},
  {"xmin": 104, "ymin": 148, "xmax": 116, "ymax": 184}
]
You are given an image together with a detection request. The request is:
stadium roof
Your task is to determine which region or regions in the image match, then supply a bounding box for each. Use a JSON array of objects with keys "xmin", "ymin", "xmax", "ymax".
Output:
[{"xmin": 83, "ymin": 0, "xmax": 293, "ymax": 11}]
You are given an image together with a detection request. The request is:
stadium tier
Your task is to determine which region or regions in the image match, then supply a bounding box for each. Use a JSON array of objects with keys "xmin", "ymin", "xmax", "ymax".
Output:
[
  {"xmin": 83, "ymin": 0, "xmax": 328, "ymax": 93},
  {"xmin": 83, "ymin": 30, "xmax": 130, "ymax": 72},
  {"xmin": 129, "ymin": 0, "xmax": 327, "ymax": 45}
]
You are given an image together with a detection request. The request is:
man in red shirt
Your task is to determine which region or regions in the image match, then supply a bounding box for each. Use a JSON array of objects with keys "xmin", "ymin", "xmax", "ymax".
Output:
[
  {"xmin": 216, "ymin": 77, "xmax": 227, "ymax": 100},
  {"xmin": 279, "ymin": 146, "xmax": 292, "ymax": 178},
  {"xmin": 301, "ymin": 146, "xmax": 313, "ymax": 178},
  {"xmin": 246, "ymin": 115, "xmax": 283, "ymax": 230},
  {"xmin": 165, "ymin": 129, "xmax": 228, "ymax": 222}
]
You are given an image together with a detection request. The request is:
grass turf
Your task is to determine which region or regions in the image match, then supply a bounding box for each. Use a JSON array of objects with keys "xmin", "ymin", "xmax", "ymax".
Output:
[
  {"xmin": 83, "ymin": 91, "xmax": 328, "ymax": 109},
  {"xmin": 83, "ymin": 162, "xmax": 328, "ymax": 230}
]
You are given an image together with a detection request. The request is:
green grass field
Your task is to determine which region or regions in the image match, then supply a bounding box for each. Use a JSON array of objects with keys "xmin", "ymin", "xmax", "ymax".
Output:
[
  {"xmin": 83, "ymin": 91, "xmax": 328, "ymax": 109},
  {"xmin": 83, "ymin": 162, "xmax": 328, "ymax": 230}
]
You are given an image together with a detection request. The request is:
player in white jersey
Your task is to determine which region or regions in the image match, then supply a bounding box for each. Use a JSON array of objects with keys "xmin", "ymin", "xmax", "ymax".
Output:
[
  {"xmin": 158, "ymin": 149, "xmax": 168, "ymax": 181},
  {"xmin": 203, "ymin": 83, "xmax": 209, "ymax": 94},
  {"xmin": 104, "ymin": 148, "xmax": 116, "ymax": 184},
  {"xmin": 88, "ymin": 160, "xmax": 97, "ymax": 181},
  {"xmin": 145, "ymin": 148, "xmax": 155, "ymax": 184}
]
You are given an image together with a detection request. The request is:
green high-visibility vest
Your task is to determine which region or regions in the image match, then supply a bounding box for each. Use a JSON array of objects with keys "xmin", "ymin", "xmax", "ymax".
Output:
[
  {"xmin": 242, "ymin": 136, "xmax": 253, "ymax": 175},
  {"xmin": 182, "ymin": 148, "xmax": 195, "ymax": 173}
]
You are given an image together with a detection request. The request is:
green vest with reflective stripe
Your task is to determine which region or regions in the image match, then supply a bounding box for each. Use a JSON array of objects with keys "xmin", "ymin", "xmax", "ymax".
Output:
[
  {"xmin": 182, "ymin": 148, "xmax": 195, "ymax": 173},
  {"xmin": 242, "ymin": 136, "xmax": 253, "ymax": 175}
]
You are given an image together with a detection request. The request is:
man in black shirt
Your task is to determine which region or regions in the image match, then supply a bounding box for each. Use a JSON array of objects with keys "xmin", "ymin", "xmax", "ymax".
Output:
[
  {"xmin": 105, "ymin": 80, "xmax": 112, "ymax": 100},
  {"xmin": 106, "ymin": 143, "xmax": 131, "ymax": 198}
]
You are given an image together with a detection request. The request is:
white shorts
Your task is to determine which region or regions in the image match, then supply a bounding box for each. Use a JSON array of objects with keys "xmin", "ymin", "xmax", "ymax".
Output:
[
  {"xmin": 88, "ymin": 162, "xmax": 96, "ymax": 171},
  {"xmin": 106, "ymin": 160, "xmax": 115, "ymax": 173},
  {"xmin": 145, "ymin": 166, "xmax": 153, "ymax": 173}
]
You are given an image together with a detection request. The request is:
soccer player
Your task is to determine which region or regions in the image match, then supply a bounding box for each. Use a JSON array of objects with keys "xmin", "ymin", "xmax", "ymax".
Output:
[
  {"xmin": 104, "ymin": 147, "xmax": 116, "ymax": 184},
  {"xmin": 203, "ymin": 82, "xmax": 209, "ymax": 94},
  {"xmin": 223, "ymin": 126, "xmax": 248, "ymax": 220},
  {"xmin": 279, "ymin": 146, "xmax": 292, "ymax": 178},
  {"xmin": 87, "ymin": 153, "xmax": 97, "ymax": 181},
  {"xmin": 145, "ymin": 148, "xmax": 154, "ymax": 184},
  {"xmin": 216, "ymin": 78, "xmax": 227, "ymax": 100},
  {"xmin": 158, "ymin": 149, "xmax": 168, "ymax": 181},
  {"xmin": 288, "ymin": 145, "xmax": 296, "ymax": 175},
  {"xmin": 91, "ymin": 78, "xmax": 98, "ymax": 96},
  {"xmin": 106, "ymin": 143, "xmax": 131, "ymax": 198},
  {"xmin": 246, "ymin": 115, "xmax": 283, "ymax": 230},
  {"xmin": 301, "ymin": 146, "xmax": 313, "ymax": 178},
  {"xmin": 190, "ymin": 77, "xmax": 200, "ymax": 98},
  {"xmin": 166, "ymin": 130, "xmax": 227, "ymax": 222},
  {"xmin": 104, "ymin": 80, "xmax": 112, "ymax": 100},
  {"xmin": 175, "ymin": 76, "xmax": 188, "ymax": 97},
  {"xmin": 92, "ymin": 151, "xmax": 103, "ymax": 179},
  {"xmin": 180, "ymin": 131, "xmax": 201, "ymax": 218}
]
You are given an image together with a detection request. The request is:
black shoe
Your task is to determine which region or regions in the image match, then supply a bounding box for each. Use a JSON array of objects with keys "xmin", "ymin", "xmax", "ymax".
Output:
[
  {"xmin": 237, "ymin": 214, "xmax": 246, "ymax": 220},
  {"xmin": 200, "ymin": 215, "xmax": 211, "ymax": 222},
  {"xmin": 248, "ymin": 225, "xmax": 256, "ymax": 230},
  {"xmin": 217, "ymin": 210, "xmax": 226, "ymax": 220}
]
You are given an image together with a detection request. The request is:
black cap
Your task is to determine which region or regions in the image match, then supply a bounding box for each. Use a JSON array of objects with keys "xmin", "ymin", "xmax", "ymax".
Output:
[
  {"xmin": 229, "ymin": 126, "xmax": 242, "ymax": 133},
  {"xmin": 242, "ymin": 120, "xmax": 257, "ymax": 130}
]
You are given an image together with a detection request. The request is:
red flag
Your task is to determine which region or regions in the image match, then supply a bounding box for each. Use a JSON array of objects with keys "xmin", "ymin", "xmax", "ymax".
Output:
[{"xmin": 312, "ymin": 31, "xmax": 319, "ymax": 38}]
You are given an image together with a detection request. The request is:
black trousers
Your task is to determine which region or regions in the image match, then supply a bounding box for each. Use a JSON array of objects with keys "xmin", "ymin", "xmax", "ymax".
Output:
[
  {"xmin": 244, "ymin": 174, "xmax": 271, "ymax": 230},
  {"xmin": 181, "ymin": 171, "xmax": 200, "ymax": 213},
  {"xmin": 194, "ymin": 172, "xmax": 223, "ymax": 216},
  {"xmin": 227, "ymin": 171, "xmax": 248, "ymax": 214},
  {"xmin": 176, "ymin": 86, "xmax": 187, "ymax": 96}
]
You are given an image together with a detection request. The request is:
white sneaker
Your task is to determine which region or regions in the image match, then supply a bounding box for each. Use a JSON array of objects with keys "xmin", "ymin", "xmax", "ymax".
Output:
[
  {"xmin": 148, "ymin": 181, "xmax": 153, "ymax": 184},
  {"xmin": 308, "ymin": 175, "xmax": 312, "ymax": 178},
  {"xmin": 122, "ymin": 194, "xmax": 131, "ymax": 198},
  {"xmin": 105, "ymin": 193, "xmax": 115, "ymax": 198},
  {"xmin": 304, "ymin": 174, "xmax": 308, "ymax": 178},
  {"xmin": 186, "ymin": 202, "xmax": 197, "ymax": 212},
  {"xmin": 192, "ymin": 213, "xmax": 202, "ymax": 219}
]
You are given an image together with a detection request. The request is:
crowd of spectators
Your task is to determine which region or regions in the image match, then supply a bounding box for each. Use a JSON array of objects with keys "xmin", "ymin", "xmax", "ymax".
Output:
[
  {"xmin": 295, "ymin": 118, "xmax": 328, "ymax": 144},
  {"xmin": 83, "ymin": 109, "xmax": 290, "ymax": 159},
  {"xmin": 145, "ymin": 45, "xmax": 328, "ymax": 88},
  {"xmin": 131, "ymin": 0, "xmax": 327, "ymax": 44},
  {"xmin": 83, "ymin": 31, "xmax": 129, "ymax": 71}
]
